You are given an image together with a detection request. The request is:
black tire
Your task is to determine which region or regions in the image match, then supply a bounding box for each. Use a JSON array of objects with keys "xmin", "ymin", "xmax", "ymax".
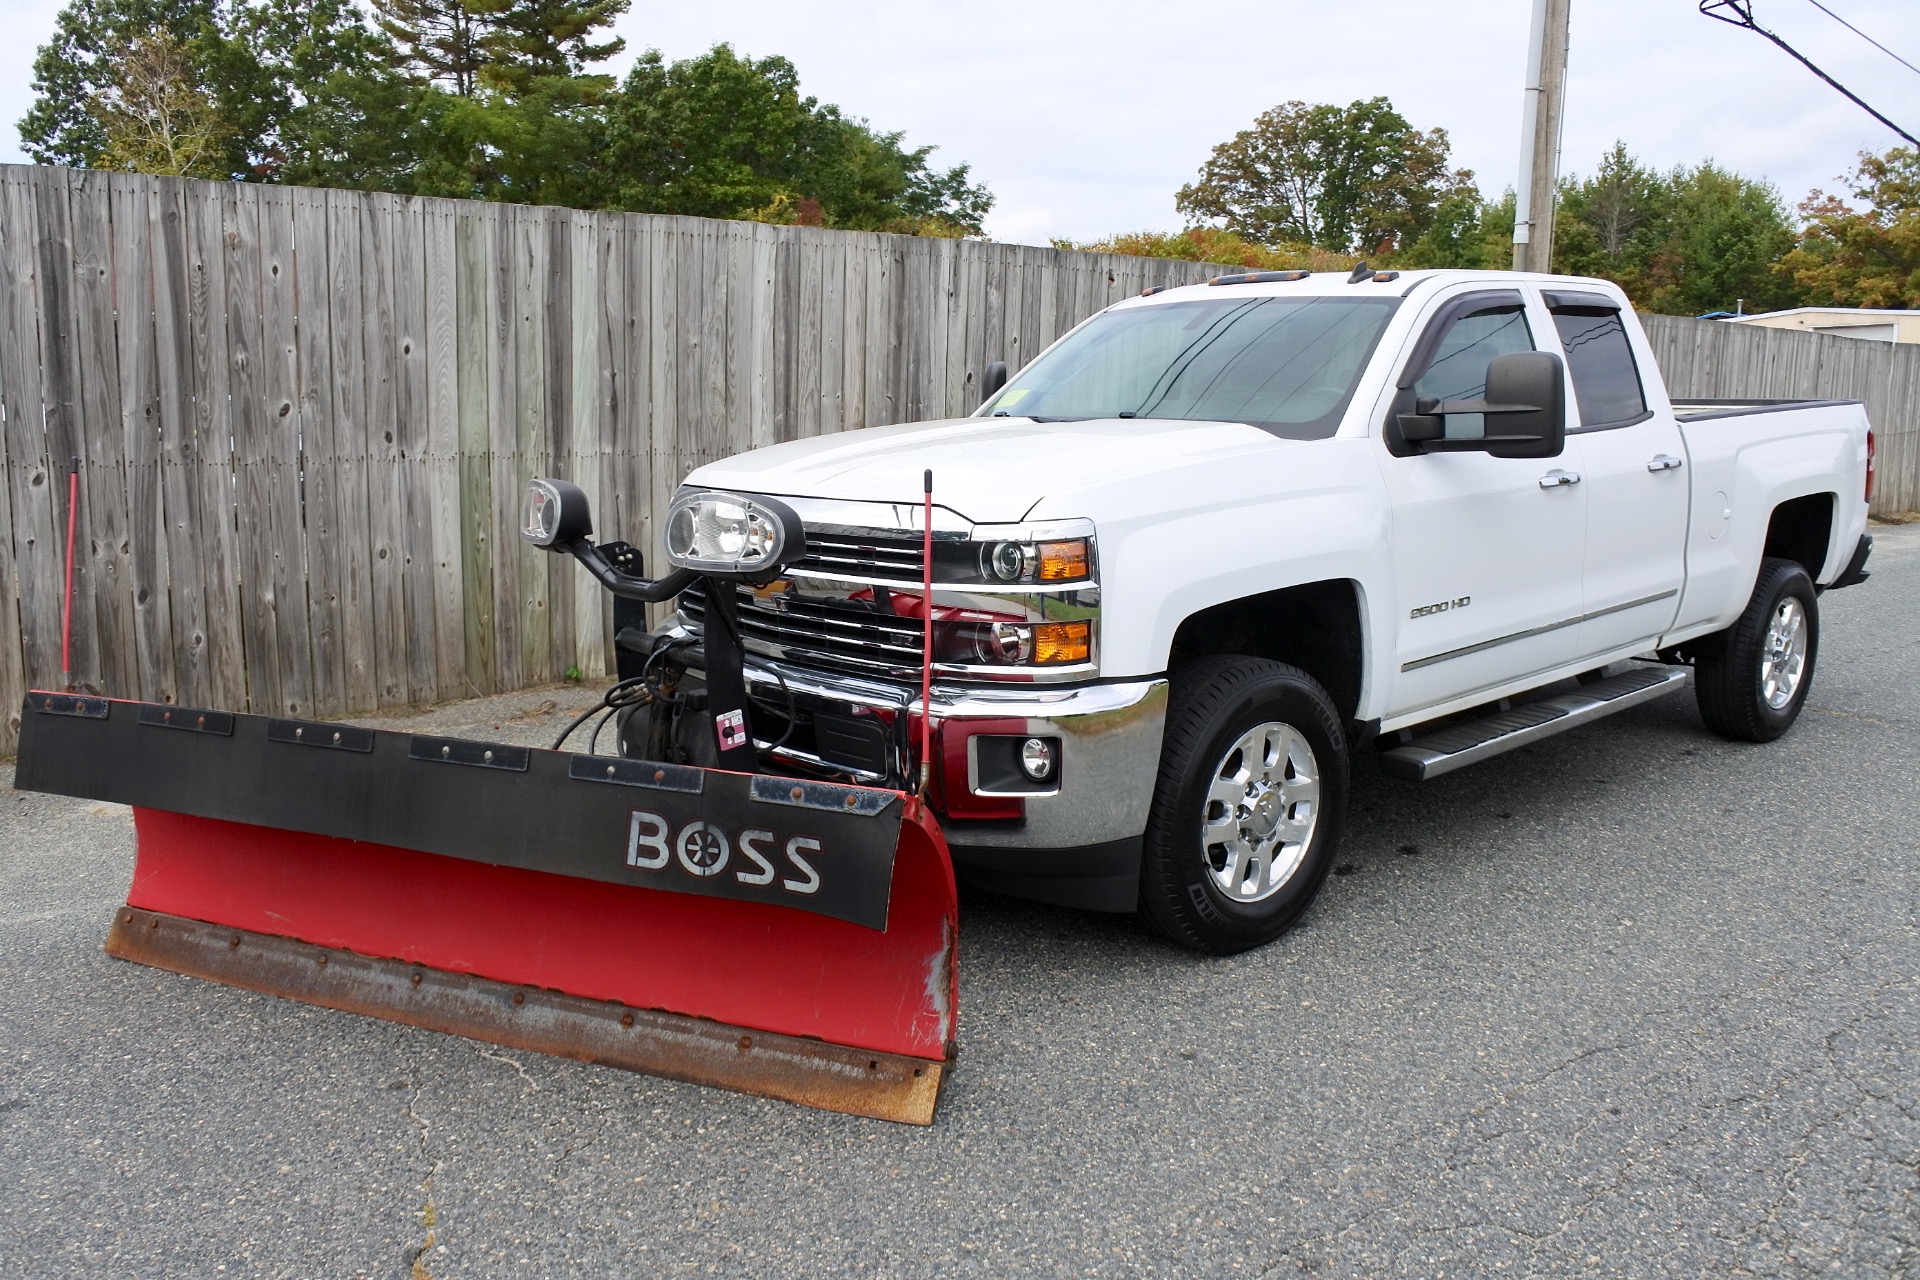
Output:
[
  {"xmin": 1138, "ymin": 657, "xmax": 1348, "ymax": 955},
  {"xmin": 1694, "ymin": 557, "xmax": 1819, "ymax": 743}
]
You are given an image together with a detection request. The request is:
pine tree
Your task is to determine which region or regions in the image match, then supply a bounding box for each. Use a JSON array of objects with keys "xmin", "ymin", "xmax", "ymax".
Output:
[
  {"xmin": 372, "ymin": 0, "xmax": 486, "ymax": 96},
  {"xmin": 472, "ymin": 0, "xmax": 628, "ymax": 95}
]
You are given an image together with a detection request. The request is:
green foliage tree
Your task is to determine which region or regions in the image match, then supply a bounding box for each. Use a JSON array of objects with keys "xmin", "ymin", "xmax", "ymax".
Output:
[
  {"xmin": 1175, "ymin": 98, "xmax": 1478, "ymax": 256},
  {"xmin": 1780, "ymin": 147, "xmax": 1920, "ymax": 309},
  {"xmin": 22, "ymin": 0, "xmax": 993, "ymax": 237},
  {"xmin": 20, "ymin": 0, "xmax": 232, "ymax": 170},
  {"xmin": 372, "ymin": 0, "xmax": 487, "ymax": 96},
  {"xmin": 471, "ymin": 0, "xmax": 628, "ymax": 95},
  {"xmin": 1554, "ymin": 144, "xmax": 1799, "ymax": 314},
  {"xmin": 602, "ymin": 45, "xmax": 990, "ymax": 234}
]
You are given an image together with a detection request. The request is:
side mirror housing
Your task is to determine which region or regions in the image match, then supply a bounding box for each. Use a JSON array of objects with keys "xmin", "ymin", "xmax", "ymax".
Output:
[
  {"xmin": 1480, "ymin": 350, "xmax": 1566, "ymax": 459},
  {"xmin": 981, "ymin": 360, "xmax": 1008, "ymax": 402},
  {"xmin": 1391, "ymin": 351, "xmax": 1567, "ymax": 459}
]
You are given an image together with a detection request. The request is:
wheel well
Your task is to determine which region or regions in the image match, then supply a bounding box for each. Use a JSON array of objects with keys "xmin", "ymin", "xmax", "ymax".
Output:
[
  {"xmin": 1168, "ymin": 580, "xmax": 1363, "ymax": 722},
  {"xmin": 1765, "ymin": 494, "xmax": 1834, "ymax": 583}
]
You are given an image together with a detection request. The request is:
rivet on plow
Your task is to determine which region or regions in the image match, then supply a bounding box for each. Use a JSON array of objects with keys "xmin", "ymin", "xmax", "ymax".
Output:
[
  {"xmin": 484, "ymin": 750, "xmax": 495, "ymax": 763},
  {"xmin": 512, "ymin": 991, "xmax": 525, "ymax": 1005},
  {"xmin": 332, "ymin": 732, "xmax": 342, "ymax": 745},
  {"xmin": 606, "ymin": 765, "xmax": 617, "ymax": 777},
  {"xmin": 294, "ymin": 727, "xmax": 305, "ymax": 739},
  {"xmin": 196, "ymin": 715, "xmax": 206, "ymax": 728},
  {"xmin": 653, "ymin": 770, "xmax": 665, "ymax": 782},
  {"xmin": 441, "ymin": 745, "xmax": 451, "ymax": 758},
  {"xmin": 844, "ymin": 794, "xmax": 858, "ymax": 808},
  {"xmin": 410, "ymin": 972, "xmax": 423, "ymax": 986},
  {"xmin": 316, "ymin": 954, "xmax": 328, "ymax": 966},
  {"xmin": 621, "ymin": 1012, "xmax": 635, "ymax": 1028},
  {"xmin": 737, "ymin": 1036, "xmax": 752, "ymax": 1051},
  {"xmin": 791, "ymin": 786, "xmax": 804, "ymax": 801},
  {"xmin": 162, "ymin": 711, "xmax": 173, "ymax": 723},
  {"xmin": 229, "ymin": 935, "xmax": 241, "ymax": 949}
]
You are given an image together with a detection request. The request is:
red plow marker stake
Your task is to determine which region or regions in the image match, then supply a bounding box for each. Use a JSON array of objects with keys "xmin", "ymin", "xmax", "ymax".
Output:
[{"xmin": 15, "ymin": 693, "xmax": 960, "ymax": 1124}]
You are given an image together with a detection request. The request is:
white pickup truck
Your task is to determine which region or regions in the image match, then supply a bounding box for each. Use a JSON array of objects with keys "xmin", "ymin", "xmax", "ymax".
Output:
[{"xmin": 620, "ymin": 268, "xmax": 1876, "ymax": 954}]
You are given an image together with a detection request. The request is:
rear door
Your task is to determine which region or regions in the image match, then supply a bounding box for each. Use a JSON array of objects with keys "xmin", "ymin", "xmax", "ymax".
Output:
[
  {"xmin": 1545, "ymin": 292, "xmax": 1689, "ymax": 659},
  {"xmin": 1380, "ymin": 289, "xmax": 1589, "ymax": 720}
]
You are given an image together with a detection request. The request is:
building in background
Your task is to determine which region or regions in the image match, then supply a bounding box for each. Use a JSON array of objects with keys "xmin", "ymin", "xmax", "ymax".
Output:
[{"xmin": 1726, "ymin": 307, "xmax": 1920, "ymax": 345}]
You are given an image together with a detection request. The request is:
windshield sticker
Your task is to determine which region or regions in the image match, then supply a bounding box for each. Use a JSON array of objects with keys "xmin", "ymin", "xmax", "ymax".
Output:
[{"xmin": 996, "ymin": 388, "xmax": 1030, "ymax": 405}]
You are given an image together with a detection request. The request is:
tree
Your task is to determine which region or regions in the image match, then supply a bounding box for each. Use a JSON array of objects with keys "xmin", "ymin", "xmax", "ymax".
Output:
[
  {"xmin": 1780, "ymin": 147, "xmax": 1920, "ymax": 309},
  {"xmin": 1175, "ymin": 98, "xmax": 1478, "ymax": 256},
  {"xmin": 372, "ymin": 0, "xmax": 488, "ymax": 96},
  {"xmin": 603, "ymin": 46, "xmax": 990, "ymax": 234},
  {"xmin": 1549, "ymin": 146, "xmax": 1799, "ymax": 314},
  {"xmin": 20, "ymin": 0, "xmax": 231, "ymax": 170},
  {"xmin": 472, "ymin": 0, "xmax": 628, "ymax": 95},
  {"xmin": 87, "ymin": 29, "xmax": 234, "ymax": 177}
]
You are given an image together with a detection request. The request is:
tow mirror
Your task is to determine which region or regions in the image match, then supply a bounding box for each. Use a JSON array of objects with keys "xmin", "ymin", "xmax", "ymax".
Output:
[
  {"xmin": 1394, "ymin": 351, "xmax": 1566, "ymax": 460},
  {"xmin": 981, "ymin": 360, "xmax": 1008, "ymax": 402}
]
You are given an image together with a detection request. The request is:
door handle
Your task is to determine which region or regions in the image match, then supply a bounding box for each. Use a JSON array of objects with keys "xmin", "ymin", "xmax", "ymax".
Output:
[
  {"xmin": 1538, "ymin": 470, "xmax": 1581, "ymax": 489},
  {"xmin": 1647, "ymin": 454, "xmax": 1684, "ymax": 472}
]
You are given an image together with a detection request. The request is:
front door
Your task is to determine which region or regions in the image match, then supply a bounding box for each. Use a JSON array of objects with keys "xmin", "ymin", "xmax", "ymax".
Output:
[{"xmin": 1380, "ymin": 290, "xmax": 1589, "ymax": 720}]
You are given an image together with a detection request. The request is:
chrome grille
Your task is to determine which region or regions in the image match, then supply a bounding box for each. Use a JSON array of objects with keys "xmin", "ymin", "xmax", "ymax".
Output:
[
  {"xmin": 789, "ymin": 532, "xmax": 926, "ymax": 584},
  {"xmin": 681, "ymin": 584, "xmax": 925, "ymax": 680}
]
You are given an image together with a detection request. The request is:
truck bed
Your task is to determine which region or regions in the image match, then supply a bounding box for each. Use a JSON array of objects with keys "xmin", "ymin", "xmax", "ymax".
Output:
[{"xmin": 1671, "ymin": 398, "xmax": 1862, "ymax": 421}]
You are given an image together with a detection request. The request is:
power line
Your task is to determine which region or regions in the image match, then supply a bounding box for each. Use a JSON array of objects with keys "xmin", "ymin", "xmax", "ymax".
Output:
[
  {"xmin": 1801, "ymin": 0, "xmax": 1920, "ymax": 80},
  {"xmin": 1700, "ymin": 0, "xmax": 1919, "ymax": 148}
]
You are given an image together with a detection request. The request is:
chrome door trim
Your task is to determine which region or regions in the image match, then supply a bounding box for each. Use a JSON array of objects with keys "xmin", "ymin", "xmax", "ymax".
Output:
[{"xmin": 1401, "ymin": 589, "xmax": 1679, "ymax": 672}]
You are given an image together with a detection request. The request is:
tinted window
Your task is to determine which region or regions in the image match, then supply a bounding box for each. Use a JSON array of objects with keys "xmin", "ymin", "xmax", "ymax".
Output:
[
  {"xmin": 1412, "ymin": 304, "xmax": 1535, "ymax": 440},
  {"xmin": 979, "ymin": 296, "xmax": 1401, "ymax": 440},
  {"xmin": 1552, "ymin": 308, "xmax": 1647, "ymax": 428}
]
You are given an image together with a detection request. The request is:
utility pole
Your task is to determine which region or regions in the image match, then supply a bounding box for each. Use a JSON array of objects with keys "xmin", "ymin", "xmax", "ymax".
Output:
[{"xmin": 1511, "ymin": 0, "xmax": 1572, "ymax": 272}]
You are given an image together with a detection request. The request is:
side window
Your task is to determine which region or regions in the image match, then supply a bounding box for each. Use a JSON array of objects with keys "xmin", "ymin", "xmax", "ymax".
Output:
[
  {"xmin": 1411, "ymin": 303, "xmax": 1534, "ymax": 440},
  {"xmin": 1549, "ymin": 303, "xmax": 1649, "ymax": 429}
]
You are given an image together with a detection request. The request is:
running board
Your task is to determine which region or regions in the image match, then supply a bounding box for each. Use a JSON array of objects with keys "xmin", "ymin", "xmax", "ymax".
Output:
[{"xmin": 1379, "ymin": 666, "xmax": 1689, "ymax": 781}]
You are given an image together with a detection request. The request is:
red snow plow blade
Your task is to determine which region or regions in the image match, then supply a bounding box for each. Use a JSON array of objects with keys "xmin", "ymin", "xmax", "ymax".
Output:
[{"xmin": 14, "ymin": 691, "xmax": 958, "ymax": 1124}]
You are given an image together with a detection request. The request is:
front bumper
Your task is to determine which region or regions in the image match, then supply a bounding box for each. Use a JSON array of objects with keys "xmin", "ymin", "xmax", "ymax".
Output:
[{"xmin": 726, "ymin": 659, "xmax": 1169, "ymax": 912}]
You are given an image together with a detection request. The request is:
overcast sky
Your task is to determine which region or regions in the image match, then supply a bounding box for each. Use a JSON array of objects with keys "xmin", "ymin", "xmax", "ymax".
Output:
[{"xmin": 2, "ymin": 0, "xmax": 1915, "ymax": 244}]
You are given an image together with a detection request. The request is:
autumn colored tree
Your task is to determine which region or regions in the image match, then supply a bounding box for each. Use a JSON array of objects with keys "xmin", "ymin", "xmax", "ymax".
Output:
[
  {"xmin": 1780, "ymin": 147, "xmax": 1920, "ymax": 309},
  {"xmin": 87, "ymin": 28, "xmax": 234, "ymax": 176},
  {"xmin": 1175, "ymin": 98, "xmax": 1478, "ymax": 256}
]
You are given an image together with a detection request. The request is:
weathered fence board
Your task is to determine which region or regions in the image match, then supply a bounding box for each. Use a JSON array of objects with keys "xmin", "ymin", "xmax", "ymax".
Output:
[{"xmin": 4, "ymin": 162, "xmax": 1916, "ymax": 754}]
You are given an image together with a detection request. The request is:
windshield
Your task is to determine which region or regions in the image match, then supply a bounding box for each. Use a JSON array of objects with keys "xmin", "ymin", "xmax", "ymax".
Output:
[{"xmin": 978, "ymin": 295, "xmax": 1400, "ymax": 439}]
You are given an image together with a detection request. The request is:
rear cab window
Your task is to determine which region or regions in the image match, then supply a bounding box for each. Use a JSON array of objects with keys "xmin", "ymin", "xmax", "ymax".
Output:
[{"xmin": 1544, "ymin": 290, "xmax": 1650, "ymax": 430}]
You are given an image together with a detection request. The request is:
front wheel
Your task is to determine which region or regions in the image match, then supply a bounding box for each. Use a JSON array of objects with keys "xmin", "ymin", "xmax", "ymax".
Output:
[
  {"xmin": 1694, "ymin": 556, "xmax": 1819, "ymax": 743},
  {"xmin": 1138, "ymin": 657, "xmax": 1348, "ymax": 955}
]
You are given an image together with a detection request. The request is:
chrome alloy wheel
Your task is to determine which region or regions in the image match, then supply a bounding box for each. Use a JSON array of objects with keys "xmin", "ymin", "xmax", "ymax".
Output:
[
  {"xmin": 1760, "ymin": 596, "xmax": 1809, "ymax": 710},
  {"xmin": 1201, "ymin": 721, "xmax": 1320, "ymax": 903}
]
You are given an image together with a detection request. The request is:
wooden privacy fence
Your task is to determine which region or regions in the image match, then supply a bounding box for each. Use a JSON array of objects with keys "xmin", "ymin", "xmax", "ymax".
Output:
[
  {"xmin": 2, "ymin": 163, "xmax": 1916, "ymax": 754},
  {"xmin": 0, "ymin": 164, "xmax": 1216, "ymax": 750},
  {"xmin": 1641, "ymin": 312, "xmax": 1920, "ymax": 514}
]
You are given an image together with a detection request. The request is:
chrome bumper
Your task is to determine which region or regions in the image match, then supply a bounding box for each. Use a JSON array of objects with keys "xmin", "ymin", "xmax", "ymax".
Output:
[
  {"xmin": 927, "ymin": 679, "xmax": 1169, "ymax": 849},
  {"xmin": 723, "ymin": 654, "xmax": 1169, "ymax": 849}
]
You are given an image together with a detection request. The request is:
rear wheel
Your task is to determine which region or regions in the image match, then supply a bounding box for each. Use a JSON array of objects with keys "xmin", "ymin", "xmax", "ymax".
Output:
[
  {"xmin": 1694, "ymin": 557, "xmax": 1819, "ymax": 743},
  {"xmin": 1139, "ymin": 657, "xmax": 1348, "ymax": 954}
]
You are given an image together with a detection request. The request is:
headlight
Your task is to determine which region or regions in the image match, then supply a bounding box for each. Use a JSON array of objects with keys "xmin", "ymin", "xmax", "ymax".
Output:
[
  {"xmin": 521, "ymin": 478, "xmax": 592, "ymax": 548},
  {"xmin": 664, "ymin": 490, "xmax": 807, "ymax": 578},
  {"xmin": 937, "ymin": 620, "xmax": 1092, "ymax": 667},
  {"xmin": 967, "ymin": 538, "xmax": 1091, "ymax": 585}
]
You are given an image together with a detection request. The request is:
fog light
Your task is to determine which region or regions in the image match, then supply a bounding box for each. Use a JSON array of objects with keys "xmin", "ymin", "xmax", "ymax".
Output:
[{"xmin": 1019, "ymin": 737, "xmax": 1054, "ymax": 781}]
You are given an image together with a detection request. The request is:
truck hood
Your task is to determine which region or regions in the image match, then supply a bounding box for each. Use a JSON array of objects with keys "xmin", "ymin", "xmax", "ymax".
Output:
[{"xmin": 683, "ymin": 416, "xmax": 1277, "ymax": 525}]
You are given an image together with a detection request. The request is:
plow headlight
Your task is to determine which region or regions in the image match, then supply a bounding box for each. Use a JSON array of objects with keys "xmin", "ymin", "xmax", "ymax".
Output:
[
  {"xmin": 522, "ymin": 478, "xmax": 593, "ymax": 548},
  {"xmin": 665, "ymin": 490, "xmax": 807, "ymax": 578}
]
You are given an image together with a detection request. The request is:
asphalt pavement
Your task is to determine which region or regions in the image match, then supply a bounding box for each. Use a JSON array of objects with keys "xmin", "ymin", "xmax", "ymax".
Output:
[{"xmin": 3, "ymin": 522, "xmax": 1916, "ymax": 1279}]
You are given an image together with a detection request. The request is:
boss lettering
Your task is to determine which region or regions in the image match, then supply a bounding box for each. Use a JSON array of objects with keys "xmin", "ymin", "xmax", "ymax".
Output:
[{"xmin": 627, "ymin": 810, "xmax": 826, "ymax": 899}]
